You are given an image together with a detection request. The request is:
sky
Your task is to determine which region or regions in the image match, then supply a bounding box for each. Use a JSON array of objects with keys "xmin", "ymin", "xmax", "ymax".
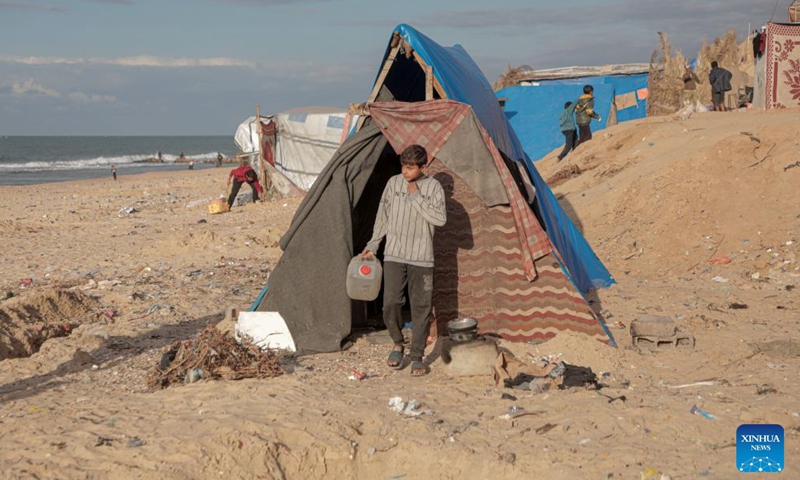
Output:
[{"xmin": 0, "ymin": 0, "xmax": 784, "ymax": 135}]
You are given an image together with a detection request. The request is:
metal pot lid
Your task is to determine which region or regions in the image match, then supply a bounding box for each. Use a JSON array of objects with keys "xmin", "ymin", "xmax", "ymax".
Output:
[{"xmin": 447, "ymin": 317, "xmax": 478, "ymax": 331}]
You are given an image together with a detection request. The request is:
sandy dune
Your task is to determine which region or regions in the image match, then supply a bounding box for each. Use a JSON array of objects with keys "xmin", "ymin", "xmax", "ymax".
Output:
[{"xmin": 1, "ymin": 108, "xmax": 799, "ymax": 479}]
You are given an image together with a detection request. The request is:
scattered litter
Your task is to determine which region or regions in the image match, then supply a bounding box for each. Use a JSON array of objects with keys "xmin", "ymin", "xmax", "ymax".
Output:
[
  {"xmin": 711, "ymin": 276, "xmax": 728, "ymax": 283},
  {"xmin": 596, "ymin": 391, "xmax": 627, "ymax": 403},
  {"xmin": 348, "ymin": 369, "xmax": 367, "ymax": 381},
  {"xmin": 578, "ymin": 437, "xmax": 591, "ymax": 445},
  {"xmin": 498, "ymin": 410, "xmax": 544, "ymax": 420},
  {"xmin": 184, "ymin": 368, "xmax": 204, "ymax": 384},
  {"xmin": 666, "ymin": 381, "xmax": 715, "ymax": 389},
  {"xmin": 640, "ymin": 467, "xmax": 660, "ymax": 479},
  {"xmin": 187, "ymin": 270, "xmax": 203, "ymax": 276},
  {"xmin": 751, "ymin": 272, "xmax": 761, "ymax": 280},
  {"xmin": 389, "ymin": 475, "xmax": 406, "ymax": 479},
  {"xmin": 708, "ymin": 255, "xmax": 732, "ymax": 265},
  {"xmin": 756, "ymin": 385, "xmax": 779, "ymax": 395},
  {"xmin": 118, "ymin": 207, "xmax": 138, "ymax": 216},
  {"xmin": 95, "ymin": 437, "xmax": 114, "ymax": 447},
  {"xmin": 501, "ymin": 393, "xmax": 517, "ymax": 401},
  {"xmin": 508, "ymin": 406, "xmax": 523, "ymax": 413},
  {"xmin": 729, "ymin": 303, "xmax": 748, "ymax": 309},
  {"xmin": 767, "ymin": 363, "xmax": 787, "ymax": 369},
  {"xmin": 784, "ymin": 160, "xmax": 800, "ymax": 171},
  {"xmin": 127, "ymin": 437, "xmax": 145, "ymax": 448},
  {"xmin": 614, "ymin": 321, "xmax": 626, "ymax": 329},
  {"xmin": 535, "ymin": 423, "xmax": 557, "ymax": 435},
  {"xmin": 689, "ymin": 405, "xmax": 717, "ymax": 420},
  {"xmin": 388, "ymin": 397, "xmax": 431, "ymax": 417}
]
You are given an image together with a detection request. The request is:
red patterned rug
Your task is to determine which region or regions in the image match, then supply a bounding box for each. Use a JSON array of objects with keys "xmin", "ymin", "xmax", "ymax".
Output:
[{"xmin": 765, "ymin": 22, "xmax": 800, "ymax": 109}]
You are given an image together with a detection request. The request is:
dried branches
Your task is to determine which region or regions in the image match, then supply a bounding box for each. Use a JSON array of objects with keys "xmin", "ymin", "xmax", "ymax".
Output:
[{"xmin": 148, "ymin": 325, "xmax": 284, "ymax": 390}]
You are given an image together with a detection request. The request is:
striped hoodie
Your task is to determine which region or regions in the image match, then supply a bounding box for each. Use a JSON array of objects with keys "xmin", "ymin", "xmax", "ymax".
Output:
[{"xmin": 365, "ymin": 174, "xmax": 447, "ymax": 268}]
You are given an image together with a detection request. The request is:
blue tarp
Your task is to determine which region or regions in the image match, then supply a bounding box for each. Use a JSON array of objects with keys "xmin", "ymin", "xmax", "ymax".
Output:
[
  {"xmin": 497, "ymin": 73, "xmax": 648, "ymax": 163},
  {"xmin": 381, "ymin": 24, "xmax": 615, "ymax": 294}
]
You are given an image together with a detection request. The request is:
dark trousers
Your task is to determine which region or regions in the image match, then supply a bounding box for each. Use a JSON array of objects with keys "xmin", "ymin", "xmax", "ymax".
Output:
[
  {"xmin": 227, "ymin": 179, "xmax": 259, "ymax": 207},
  {"xmin": 576, "ymin": 123, "xmax": 592, "ymax": 146},
  {"xmin": 558, "ymin": 129, "xmax": 577, "ymax": 160},
  {"xmin": 383, "ymin": 261, "xmax": 433, "ymax": 361}
]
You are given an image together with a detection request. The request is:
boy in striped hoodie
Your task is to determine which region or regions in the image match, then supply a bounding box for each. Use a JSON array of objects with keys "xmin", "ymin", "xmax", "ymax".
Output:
[
  {"xmin": 362, "ymin": 144, "xmax": 447, "ymax": 376},
  {"xmin": 575, "ymin": 84, "xmax": 602, "ymax": 147}
]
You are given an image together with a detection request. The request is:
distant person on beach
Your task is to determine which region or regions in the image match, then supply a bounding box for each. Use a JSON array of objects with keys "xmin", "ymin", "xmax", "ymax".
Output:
[
  {"xmin": 709, "ymin": 61, "xmax": 732, "ymax": 112},
  {"xmin": 188, "ymin": 160, "xmax": 194, "ymax": 170},
  {"xmin": 227, "ymin": 165, "xmax": 263, "ymax": 208},
  {"xmin": 111, "ymin": 165, "xmax": 117, "ymax": 181},
  {"xmin": 361, "ymin": 144, "xmax": 447, "ymax": 377},
  {"xmin": 682, "ymin": 63, "xmax": 700, "ymax": 106},
  {"xmin": 179, "ymin": 152, "xmax": 185, "ymax": 160},
  {"xmin": 557, "ymin": 101, "xmax": 578, "ymax": 161},
  {"xmin": 574, "ymin": 85, "xmax": 601, "ymax": 147},
  {"xmin": 157, "ymin": 150, "xmax": 162, "ymax": 162},
  {"xmin": 216, "ymin": 153, "xmax": 223, "ymax": 168}
]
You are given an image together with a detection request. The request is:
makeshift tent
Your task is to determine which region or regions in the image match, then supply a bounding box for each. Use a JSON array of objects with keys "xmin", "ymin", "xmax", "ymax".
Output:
[
  {"xmin": 234, "ymin": 107, "xmax": 348, "ymax": 191},
  {"xmin": 496, "ymin": 66, "xmax": 650, "ymax": 162},
  {"xmin": 362, "ymin": 24, "xmax": 615, "ymax": 295},
  {"xmin": 255, "ymin": 24, "xmax": 615, "ymax": 354},
  {"xmin": 753, "ymin": 22, "xmax": 800, "ymax": 110},
  {"xmin": 256, "ymin": 100, "xmax": 611, "ymax": 354}
]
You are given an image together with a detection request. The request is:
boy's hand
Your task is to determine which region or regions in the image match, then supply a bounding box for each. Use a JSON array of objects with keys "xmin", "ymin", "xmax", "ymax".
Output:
[
  {"xmin": 407, "ymin": 181, "xmax": 418, "ymax": 194},
  {"xmin": 361, "ymin": 249, "xmax": 374, "ymax": 259}
]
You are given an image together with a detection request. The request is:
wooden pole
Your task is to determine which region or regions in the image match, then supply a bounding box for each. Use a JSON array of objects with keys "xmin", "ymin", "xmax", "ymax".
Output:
[{"xmin": 255, "ymin": 105, "xmax": 271, "ymax": 196}]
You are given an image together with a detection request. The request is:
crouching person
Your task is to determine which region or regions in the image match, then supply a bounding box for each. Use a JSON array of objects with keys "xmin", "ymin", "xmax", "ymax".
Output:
[{"xmin": 227, "ymin": 165, "xmax": 263, "ymax": 208}]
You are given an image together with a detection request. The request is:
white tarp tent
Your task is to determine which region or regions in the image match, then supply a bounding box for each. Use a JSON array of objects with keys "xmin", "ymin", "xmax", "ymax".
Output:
[{"xmin": 233, "ymin": 106, "xmax": 350, "ymax": 192}]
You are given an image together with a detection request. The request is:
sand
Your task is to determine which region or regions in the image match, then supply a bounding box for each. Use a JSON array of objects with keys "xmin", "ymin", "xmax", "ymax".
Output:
[{"xmin": 1, "ymin": 108, "xmax": 799, "ymax": 479}]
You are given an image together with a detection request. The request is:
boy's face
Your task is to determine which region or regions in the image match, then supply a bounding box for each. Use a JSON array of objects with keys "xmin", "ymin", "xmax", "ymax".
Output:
[{"xmin": 401, "ymin": 163, "xmax": 425, "ymax": 183}]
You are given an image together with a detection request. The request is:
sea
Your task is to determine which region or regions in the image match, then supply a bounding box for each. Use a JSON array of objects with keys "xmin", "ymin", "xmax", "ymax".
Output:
[{"xmin": 0, "ymin": 136, "xmax": 239, "ymax": 186}]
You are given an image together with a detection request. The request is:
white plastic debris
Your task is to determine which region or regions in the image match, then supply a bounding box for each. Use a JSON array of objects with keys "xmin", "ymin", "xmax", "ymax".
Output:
[
  {"xmin": 388, "ymin": 397, "xmax": 430, "ymax": 417},
  {"xmin": 235, "ymin": 311, "xmax": 296, "ymax": 352},
  {"xmin": 388, "ymin": 397, "xmax": 406, "ymax": 413}
]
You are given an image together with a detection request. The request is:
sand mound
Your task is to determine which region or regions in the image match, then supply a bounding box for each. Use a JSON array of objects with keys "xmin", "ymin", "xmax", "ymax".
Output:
[
  {"xmin": 0, "ymin": 288, "xmax": 101, "ymax": 360},
  {"xmin": 537, "ymin": 109, "xmax": 800, "ymax": 279},
  {"xmin": 499, "ymin": 331, "xmax": 621, "ymax": 373}
]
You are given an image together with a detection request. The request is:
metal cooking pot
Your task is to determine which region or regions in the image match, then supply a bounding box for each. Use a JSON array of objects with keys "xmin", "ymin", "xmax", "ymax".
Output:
[{"xmin": 447, "ymin": 317, "xmax": 478, "ymax": 343}]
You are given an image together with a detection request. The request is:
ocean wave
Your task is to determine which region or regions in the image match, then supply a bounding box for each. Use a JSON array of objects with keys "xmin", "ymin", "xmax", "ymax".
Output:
[{"xmin": 0, "ymin": 151, "xmax": 225, "ymax": 172}]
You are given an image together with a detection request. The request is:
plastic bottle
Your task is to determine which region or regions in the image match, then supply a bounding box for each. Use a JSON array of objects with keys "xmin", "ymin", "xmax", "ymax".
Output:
[{"xmin": 346, "ymin": 256, "xmax": 382, "ymax": 301}]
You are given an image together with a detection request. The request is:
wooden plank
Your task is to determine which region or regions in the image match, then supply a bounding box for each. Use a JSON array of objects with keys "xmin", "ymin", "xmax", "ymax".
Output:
[
  {"xmin": 432, "ymin": 73, "xmax": 446, "ymax": 99},
  {"xmin": 425, "ymin": 64, "xmax": 433, "ymax": 100},
  {"xmin": 412, "ymin": 50, "xmax": 447, "ymax": 99},
  {"xmin": 356, "ymin": 34, "xmax": 401, "ymax": 131},
  {"xmin": 367, "ymin": 34, "xmax": 401, "ymax": 104}
]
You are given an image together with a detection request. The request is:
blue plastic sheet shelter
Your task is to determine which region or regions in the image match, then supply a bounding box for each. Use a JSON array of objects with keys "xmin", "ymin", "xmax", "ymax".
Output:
[
  {"xmin": 369, "ymin": 24, "xmax": 615, "ymax": 295},
  {"xmin": 497, "ymin": 73, "xmax": 649, "ymax": 163}
]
